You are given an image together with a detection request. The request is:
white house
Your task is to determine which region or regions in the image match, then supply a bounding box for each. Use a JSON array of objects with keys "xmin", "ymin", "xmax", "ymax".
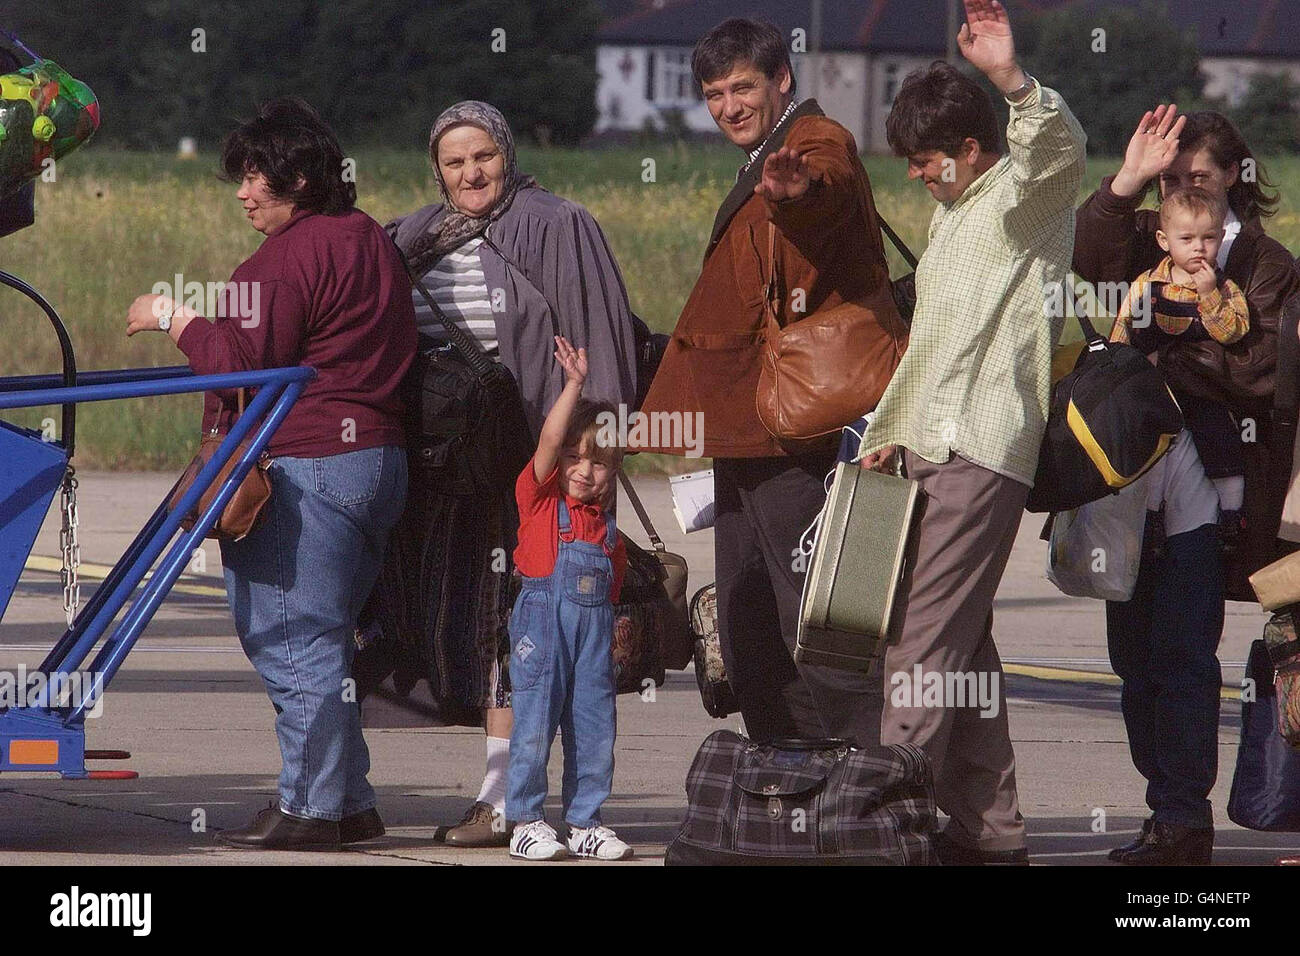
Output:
[{"xmin": 595, "ymin": 0, "xmax": 1300, "ymax": 152}]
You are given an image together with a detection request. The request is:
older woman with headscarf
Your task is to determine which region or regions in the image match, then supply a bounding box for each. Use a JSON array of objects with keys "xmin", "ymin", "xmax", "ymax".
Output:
[{"xmin": 360, "ymin": 100, "xmax": 638, "ymax": 847}]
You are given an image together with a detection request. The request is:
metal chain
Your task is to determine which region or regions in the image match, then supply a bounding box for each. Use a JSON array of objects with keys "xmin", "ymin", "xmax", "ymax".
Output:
[{"xmin": 59, "ymin": 466, "xmax": 80, "ymax": 627}]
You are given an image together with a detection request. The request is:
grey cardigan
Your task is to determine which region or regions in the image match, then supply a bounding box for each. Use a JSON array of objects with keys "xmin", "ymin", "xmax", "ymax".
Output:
[{"xmin": 387, "ymin": 187, "xmax": 639, "ymax": 439}]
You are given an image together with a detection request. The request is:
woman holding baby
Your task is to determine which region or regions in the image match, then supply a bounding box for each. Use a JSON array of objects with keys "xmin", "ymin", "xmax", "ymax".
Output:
[{"xmin": 1074, "ymin": 106, "xmax": 1300, "ymax": 865}]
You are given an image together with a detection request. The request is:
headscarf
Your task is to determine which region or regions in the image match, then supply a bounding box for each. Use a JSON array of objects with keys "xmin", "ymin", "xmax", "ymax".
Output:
[{"xmin": 409, "ymin": 100, "xmax": 536, "ymax": 267}]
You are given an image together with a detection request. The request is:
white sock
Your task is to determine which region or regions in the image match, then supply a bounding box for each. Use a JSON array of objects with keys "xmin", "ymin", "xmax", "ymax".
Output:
[
  {"xmin": 1214, "ymin": 476, "xmax": 1244, "ymax": 512},
  {"xmin": 476, "ymin": 736, "xmax": 509, "ymax": 812}
]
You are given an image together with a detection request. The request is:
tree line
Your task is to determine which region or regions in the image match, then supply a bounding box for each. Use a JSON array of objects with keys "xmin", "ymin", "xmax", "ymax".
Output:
[{"xmin": 3, "ymin": 1, "xmax": 1297, "ymax": 154}]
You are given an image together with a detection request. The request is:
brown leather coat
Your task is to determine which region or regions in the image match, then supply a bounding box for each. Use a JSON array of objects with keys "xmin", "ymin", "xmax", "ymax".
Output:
[
  {"xmin": 1073, "ymin": 175, "xmax": 1300, "ymax": 598},
  {"xmin": 637, "ymin": 100, "xmax": 900, "ymax": 458}
]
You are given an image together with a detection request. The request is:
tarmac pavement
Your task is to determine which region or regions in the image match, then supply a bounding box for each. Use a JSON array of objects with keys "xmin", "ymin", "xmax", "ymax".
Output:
[{"xmin": 1, "ymin": 470, "xmax": 1297, "ymax": 865}]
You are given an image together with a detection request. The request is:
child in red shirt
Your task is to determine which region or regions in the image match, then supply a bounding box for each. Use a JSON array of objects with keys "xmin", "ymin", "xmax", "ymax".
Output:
[{"xmin": 507, "ymin": 336, "xmax": 631, "ymax": 861}]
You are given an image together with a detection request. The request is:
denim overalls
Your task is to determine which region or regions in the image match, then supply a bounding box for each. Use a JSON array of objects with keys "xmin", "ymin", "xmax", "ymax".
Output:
[{"xmin": 505, "ymin": 498, "xmax": 618, "ymax": 829}]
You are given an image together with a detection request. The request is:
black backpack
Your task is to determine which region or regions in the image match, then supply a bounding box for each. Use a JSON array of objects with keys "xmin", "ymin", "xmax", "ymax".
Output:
[
  {"xmin": 1026, "ymin": 312, "xmax": 1184, "ymax": 514},
  {"xmin": 630, "ymin": 312, "xmax": 669, "ymax": 410},
  {"xmin": 353, "ymin": 266, "xmax": 534, "ymax": 720}
]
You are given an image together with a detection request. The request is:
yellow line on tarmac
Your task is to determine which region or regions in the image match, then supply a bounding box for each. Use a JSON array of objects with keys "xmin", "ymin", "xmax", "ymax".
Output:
[
  {"xmin": 24, "ymin": 555, "xmax": 226, "ymax": 598},
  {"xmin": 7, "ymin": 568, "xmax": 1250, "ymax": 703},
  {"xmin": 1005, "ymin": 663, "xmax": 1240, "ymax": 702}
]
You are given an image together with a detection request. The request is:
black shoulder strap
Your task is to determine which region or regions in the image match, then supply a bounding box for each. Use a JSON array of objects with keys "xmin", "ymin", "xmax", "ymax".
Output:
[
  {"xmin": 392, "ymin": 239, "xmax": 498, "ymax": 381},
  {"xmin": 877, "ymin": 214, "xmax": 918, "ymax": 270},
  {"xmin": 617, "ymin": 471, "xmax": 664, "ymax": 551},
  {"xmin": 1063, "ymin": 279, "xmax": 1105, "ymax": 344}
]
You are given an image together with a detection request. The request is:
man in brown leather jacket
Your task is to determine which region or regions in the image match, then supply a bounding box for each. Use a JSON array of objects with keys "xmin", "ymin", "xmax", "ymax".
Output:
[{"xmin": 638, "ymin": 17, "xmax": 901, "ymax": 743}]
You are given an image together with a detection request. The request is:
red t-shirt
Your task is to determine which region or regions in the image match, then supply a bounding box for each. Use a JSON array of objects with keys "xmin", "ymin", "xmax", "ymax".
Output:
[{"xmin": 514, "ymin": 458, "xmax": 626, "ymax": 603}]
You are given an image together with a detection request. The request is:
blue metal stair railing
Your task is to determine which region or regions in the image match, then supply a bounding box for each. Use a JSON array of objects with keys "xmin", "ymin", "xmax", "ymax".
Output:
[{"xmin": 0, "ymin": 364, "xmax": 315, "ymax": 776}]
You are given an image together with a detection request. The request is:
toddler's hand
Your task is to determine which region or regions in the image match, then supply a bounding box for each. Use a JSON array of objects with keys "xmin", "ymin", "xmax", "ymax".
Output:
[
  {"xmin": 554, "ymin": 335, "xmax": 588, "ymax": 388},
  {"xmin": 1190, "ymin": 261, "xmax": 1218, "ymax": 296}
]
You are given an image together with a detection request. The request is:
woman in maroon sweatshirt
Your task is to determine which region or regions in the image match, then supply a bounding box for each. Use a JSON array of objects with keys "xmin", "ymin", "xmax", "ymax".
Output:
[{"xmin": 125, "ymin": 97, "xmax": 417, "ymax": 851}]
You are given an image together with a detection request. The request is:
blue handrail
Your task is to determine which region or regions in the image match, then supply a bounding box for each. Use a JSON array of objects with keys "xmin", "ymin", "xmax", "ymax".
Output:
[
  {"xmin": 0, "ymin": 364, "xmax": 316, "ymax": 725},
  {"xmin": 0, "ymin": 366, "xmax": 314, "ymax": 410},
  {"xmin": 0, "ymin": 366, "xmax": 192, "ymax": 394}
]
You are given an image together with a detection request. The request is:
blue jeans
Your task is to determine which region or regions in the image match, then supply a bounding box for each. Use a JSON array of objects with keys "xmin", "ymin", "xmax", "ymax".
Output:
[
  {"xmin": 506, "ymin": 500, "xmax": 618, "ymax": 829},
  {"xmin": 1106, "ymin": 520, "xmax": 1223, "ymax": 829},
  {"xmin": 220, "ymin": 445, "xmax": 407, "ymax": 821}
]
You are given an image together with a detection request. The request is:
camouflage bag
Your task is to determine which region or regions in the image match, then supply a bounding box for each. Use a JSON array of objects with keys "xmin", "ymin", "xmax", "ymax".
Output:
[
  {"xmin": 690, "ymin": 584, "xmax": 737, "ymax": 719},
  {"xmin": 1264, "ymin": 608, "xmax": 1300, "ymax": 746}
]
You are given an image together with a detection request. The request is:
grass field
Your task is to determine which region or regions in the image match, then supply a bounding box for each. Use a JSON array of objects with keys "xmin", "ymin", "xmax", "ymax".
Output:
[{"xmin": 5, "ymin": 145, "xmax": 1300, "ymax": 470}]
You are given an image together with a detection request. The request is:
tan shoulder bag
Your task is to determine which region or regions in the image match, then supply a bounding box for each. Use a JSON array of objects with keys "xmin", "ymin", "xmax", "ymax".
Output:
[
  {"xmin": 168, "ymin": 389, "xmax": 272, "ymax": 541},
  {"xmin": 755, "ymin": 223, "xmax": 907, "ymax": 443}
]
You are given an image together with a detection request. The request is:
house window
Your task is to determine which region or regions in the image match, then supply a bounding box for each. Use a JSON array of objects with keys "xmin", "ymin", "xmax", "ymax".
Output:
[
  {"xmin": 651, "ymin": 49, "xmax": 700, "ymax": 105},
  {"xmin": 882, "ymin": 63, "xmax": 900, "ymax": 106}
]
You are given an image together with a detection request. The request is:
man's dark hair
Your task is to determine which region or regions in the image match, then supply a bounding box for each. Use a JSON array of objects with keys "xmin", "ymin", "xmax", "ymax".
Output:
[
  {"xmin": 885, "ymin": 61, "xmax": 1000, "ymax": 158},
  {"xmin": 691, "ymin": 17, "xmax": 795, "ymax": 95},
  {"xmin": 1174, "ymin": 111, "xmax": 1279, "ymax": 221},
  {"xmin": 220, "ymin": 96, "xmax": 355, "ymax": 215}
]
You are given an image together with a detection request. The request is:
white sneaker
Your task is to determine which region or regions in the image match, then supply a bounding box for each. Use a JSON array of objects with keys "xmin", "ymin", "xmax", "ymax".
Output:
[
  {"xmin": 567, "ymin": 824, "xmax": 634, "ymax": 861},
  {"xmin": 510, "ymin": 820, "xmax": 568, "ymax": 861}
]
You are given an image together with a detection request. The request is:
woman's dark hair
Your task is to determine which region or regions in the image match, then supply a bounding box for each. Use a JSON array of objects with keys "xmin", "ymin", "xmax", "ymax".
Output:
[
  {"xmin": 886, "ymin": 61, "xmax": 1000, "ymax": 158},
  {"xmin": 220, "ymin": 96, "xmax": 355, "ymax": 215},
  {"xmin": 1170, "ymin": 111, "xmax": 1279, "ymax": 221},
  {"xmin": 691, "ymin": 17, "xmax": 795, "ymax": 95}
]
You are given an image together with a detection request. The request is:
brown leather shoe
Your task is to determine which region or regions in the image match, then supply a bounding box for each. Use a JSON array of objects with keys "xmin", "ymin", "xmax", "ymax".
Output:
[
  {"xmin": 1108, "ymin": 817, "xmax": 1154, "ymax": 862},
  {"xmin": 219, "ymin": 805, "xmax": 341, "ymax": 851},
  {"xmin": 340, "ymin": 807, "xmax": 385, "ymax": 844},
  {"xmin": 444, "ymin": 800, "xmax": 510, "ymax": 847},
  {"xmin": 1121, "ymin": 822, "xmax": 1212, "ymax": 866}
]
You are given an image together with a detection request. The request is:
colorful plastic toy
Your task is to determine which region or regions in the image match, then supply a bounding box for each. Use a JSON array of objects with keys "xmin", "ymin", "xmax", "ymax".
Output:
[{"xmin": 0, "ymin": 58, "xmax": 99, "ymax": 197}]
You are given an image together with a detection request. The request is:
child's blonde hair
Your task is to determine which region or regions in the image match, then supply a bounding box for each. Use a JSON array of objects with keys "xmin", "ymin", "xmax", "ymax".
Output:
[{"xmin": 1159, "ymin": 186, "xmax": 1227, "ymax": 231}]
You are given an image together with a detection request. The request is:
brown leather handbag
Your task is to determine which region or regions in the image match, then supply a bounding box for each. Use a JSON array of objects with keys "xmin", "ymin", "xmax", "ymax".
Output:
[
  {"xmin": 755, "ymin": 223, "xmax": 907, "ymax": 443},
  {"xmin": 169, "ymin": 389, "xmax": 272, "ymax": 541}
]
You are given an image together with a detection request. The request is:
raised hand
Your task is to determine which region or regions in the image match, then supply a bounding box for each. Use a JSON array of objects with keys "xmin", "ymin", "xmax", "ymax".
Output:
[
  {"xmin": 755, "ymin": 146, "xmax": 811, "ymax": 203},
  {"xmin": 957, "ymin": 0, "xmax": 1018, "ymax": 85},
  {"xmin": 1112, "ymin": 104, "xmax": 1187, "ymax": 198},
  {"xmin": 554, "ymin": 335, "xmax": 588, "ymax": 388}
]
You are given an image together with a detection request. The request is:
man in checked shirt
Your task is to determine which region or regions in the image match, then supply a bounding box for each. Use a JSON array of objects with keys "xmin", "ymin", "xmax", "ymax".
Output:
[{"xmin": 857, "ymin": 0, "xmax": 1086, "ymax": 864}]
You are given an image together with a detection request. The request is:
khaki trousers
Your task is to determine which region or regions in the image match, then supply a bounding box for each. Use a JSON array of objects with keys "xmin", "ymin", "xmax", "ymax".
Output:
[{"xmin": 880, "ymin": 450, "xmax": 1028, "ymax": 851}]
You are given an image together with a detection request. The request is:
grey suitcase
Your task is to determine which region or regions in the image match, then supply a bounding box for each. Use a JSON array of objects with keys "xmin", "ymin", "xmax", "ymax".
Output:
[{"xmin": 796, "ymin": 462, "xmax": 924, "ymax": 673}]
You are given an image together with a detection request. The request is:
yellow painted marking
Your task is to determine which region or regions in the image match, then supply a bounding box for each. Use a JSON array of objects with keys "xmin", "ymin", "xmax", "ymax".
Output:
[
  {"xmin": 23, "ymin": 555, "xmax": 226, "ymax": 598},
  {"xmin": 1005, "ymin": 663, "xmax": 1240, "ymax": 701}
]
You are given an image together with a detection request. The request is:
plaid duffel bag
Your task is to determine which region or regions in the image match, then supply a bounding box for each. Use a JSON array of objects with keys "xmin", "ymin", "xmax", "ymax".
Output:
[{"xmin": 665, "ymin": 730, "xmax": 937, "ymax": 865}]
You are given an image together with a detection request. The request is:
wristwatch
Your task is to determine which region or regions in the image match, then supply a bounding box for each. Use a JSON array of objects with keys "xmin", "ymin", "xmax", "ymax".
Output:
[
  {"xmin": 158, "ymin": 306, "xmax": 173, "ymax": 332},
  {"xmin": 1003, "ymin": 72, "xmax": 1037, "ymax": 103}
]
